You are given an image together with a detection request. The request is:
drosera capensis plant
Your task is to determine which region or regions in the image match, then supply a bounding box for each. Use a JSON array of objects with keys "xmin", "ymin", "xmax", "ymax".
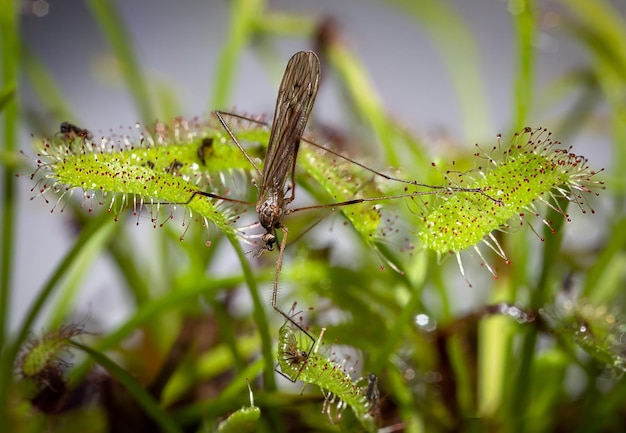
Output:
[
  {"xmin": 418, "ymin": 126, "xmax": 604, "ymax": 283},
  {"xmin": 26, "ymin": 120, "xmax": 603, "ymax": 287},
  {"xmin": 25, "ymin": 116, "xmax": 262, "ymax": 244},
  {"xmin": 7, "ymin": 1, "xmax": 623, "ymax": 430},
  {"xmin": 22, "ymin": 47, "xmax": 508, "ymax": 340}
]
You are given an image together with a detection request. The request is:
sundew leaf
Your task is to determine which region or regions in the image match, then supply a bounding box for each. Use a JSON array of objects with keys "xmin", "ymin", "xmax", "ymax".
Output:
[
  {"xmin": 26, "ymin": 117, "xmax": 267, "ymax": 244},
  {"xmin": 297, "ymin": 142, "xmax": 383, "ymax": 241},
  {"xmin": 214, "ymin": 379, "xmax": 260, "ymax": 433},
  {"xmin": 215, "ymin": 405, "xmax": 260, "ymax": 433},
  {"xmin": 418, "ymin": 127, "xmax": 604, "ymax": 280},
  {"xmin": 19, "ymin": 322, "xmax": 88, "ymax": 380},
  {"xmin": 542, "ymin": 295, "xmax": 626, "ymax": 374},
  {"xmin": 277, "ymin": 321, "xmax": 378, "ymax": 433},
  {"xmin": 26, "ymin": 113, "xmax": 404, "ymax": 256}
]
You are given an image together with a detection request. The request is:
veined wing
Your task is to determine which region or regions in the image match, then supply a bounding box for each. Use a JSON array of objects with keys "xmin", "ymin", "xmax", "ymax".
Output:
[{"xmin": 259, "ymin": 51, "xmax": 320, "ymax": 203}]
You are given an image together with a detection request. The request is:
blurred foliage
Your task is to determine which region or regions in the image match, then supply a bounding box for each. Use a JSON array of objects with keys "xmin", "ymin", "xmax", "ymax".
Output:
[{"xmin": 1, "ymin": 0, "xmax": 625, "ymax": 432}]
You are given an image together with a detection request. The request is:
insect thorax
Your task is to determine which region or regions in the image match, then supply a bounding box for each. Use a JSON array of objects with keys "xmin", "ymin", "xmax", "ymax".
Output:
[
  {"xmin": 256, "ymin": 198, "xmax": 283, "ymax": 250},
  {"xmin": 257, "ymin": 198, "xmax": 283, "ymax": 231}
]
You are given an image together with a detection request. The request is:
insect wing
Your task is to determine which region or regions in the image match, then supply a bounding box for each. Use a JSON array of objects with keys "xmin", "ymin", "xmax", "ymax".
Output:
[{"xmin": 259, "ymin": 51, "xmax": 320, "ymax": 199}]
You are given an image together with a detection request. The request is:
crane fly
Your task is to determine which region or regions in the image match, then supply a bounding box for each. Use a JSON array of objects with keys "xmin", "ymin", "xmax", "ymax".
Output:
[
  {"xmin": 246, "ymin": 51, "xmax": 319, "ymax": 335},
  {"xmin": 184, "ymin": 51, "xmax": 321, "ymax": 344},
  {"xmin": 185, "ymin": 50, "xmax": 498, "ymax": 355}
]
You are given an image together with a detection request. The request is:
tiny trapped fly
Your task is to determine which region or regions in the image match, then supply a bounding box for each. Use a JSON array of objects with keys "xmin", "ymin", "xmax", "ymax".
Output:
[{"xmin": 58, "ymin": 122, "xmax": 93, "ymax": 141}]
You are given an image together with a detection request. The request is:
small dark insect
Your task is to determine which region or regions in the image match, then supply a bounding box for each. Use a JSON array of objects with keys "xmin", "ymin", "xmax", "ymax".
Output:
[
  {"xmin": 197, "ymin": 137, "xmax": 214, "ymax": 166},
  {"xmin": 276, "ymin": 313, "xmax": 313, "ymax": 382},
  {"xmin": 365, "ymin": 373, "xmax": 380, "ymax": 411},
  {"xmin": 59, "ymin": 122, "xmax": 93, "ymax": 141},
  {"xmin": 165, "ymin": 159, "xmax": 183, "ymax": 175}
]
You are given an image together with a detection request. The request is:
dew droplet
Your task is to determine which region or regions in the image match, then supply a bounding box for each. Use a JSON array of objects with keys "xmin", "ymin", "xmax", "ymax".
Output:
[
  {"xmin": 414, "ymin": 313, "xmax": 437, "ymax": 332},
  {"xmin": 404, "ymin": 368, "xmax": 415, "ymax": 381},
  {"xmin": 497, "ymin": 303, "xmax": 531, "ymax": 323}
]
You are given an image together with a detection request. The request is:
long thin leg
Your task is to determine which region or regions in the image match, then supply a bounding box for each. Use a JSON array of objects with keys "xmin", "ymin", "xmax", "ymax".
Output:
[
  {"xmin": 216, "ymin": 111, "xmax": 416, "ymax": 184},
  {"xmin": 286, "ymin": 189, "xmax": 497, "ymax": 215},
  {"xmin": 214, "ymin": 110, "xmax": 500, "ymax": 203},
  {"xmin": 215, "ymin": 110, "xmax": 264, "ymax": 179},
  {"xmin": 271, "ymin": 225, "xmax": 289, "ymax": 315},
  {"xmin": 271, "ymin": 225, "xmax": 316, "ymax": 353},
  {"xmin": 175, "ymin": 190, "xmax": 252, "ymax": 206}
]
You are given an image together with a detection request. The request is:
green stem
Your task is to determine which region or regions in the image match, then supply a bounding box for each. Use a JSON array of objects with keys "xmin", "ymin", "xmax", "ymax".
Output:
[
  {"xmin": 107, "ymin": 225, "xmax": 153, "ymax": 306},
  {"xmin": 511, "ymin": 199, "xmax": 567, "ymax": 433},
  {"xmin": 226, "ymin": 234, "xmax": 284, "ymax": 432},
  {"xmin": 211, "ymin": 0, "xmax": 263, "ymax": 109},
  {"xmin": 0, "ymin": 0, "xmax": 19, "ymax": 425},
  {"xmin": 70, "ymin": 340, "xmax": 182, "ymax": 433},
  {"xmin": 512, "ymin": 0, "xmax": 536, "ymax": 129},
  {"xmin": 371, "ymin": 272, "xmax": 427, "ymax": 373},
  {"xmin": 227, "ymin": 234, "xmax": 275, "ymax": 389},
  {"xmin": 86, "ymin": 0, "xmax": 155, "ymax": 123},
  {"xmin": 209, "ymin": 296, "xmax": 246, "ymax": 372},
  {"xmin": 0, "ymin": 0, "xmax": 18, "ymax": 362}
]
